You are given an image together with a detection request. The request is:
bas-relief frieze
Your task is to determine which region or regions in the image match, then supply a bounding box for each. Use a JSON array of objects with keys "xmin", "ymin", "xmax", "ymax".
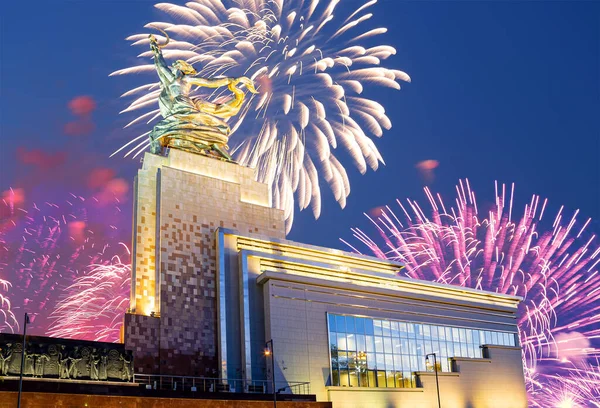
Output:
[{"xmin": 0, "ymin": 334, "xmax": 133, "ymax": 382}]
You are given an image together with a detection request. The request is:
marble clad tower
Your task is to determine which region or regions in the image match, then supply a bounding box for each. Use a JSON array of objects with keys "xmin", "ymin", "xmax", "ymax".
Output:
[{"xmin": 124, "ymin": 149, "xmax": 285, "ymax": 376}]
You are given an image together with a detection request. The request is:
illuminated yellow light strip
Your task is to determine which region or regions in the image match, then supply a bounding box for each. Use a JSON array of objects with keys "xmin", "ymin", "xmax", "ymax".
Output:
[{"xmin": 234, "ymin": 235, "xmax": 403, "ymax": 274}]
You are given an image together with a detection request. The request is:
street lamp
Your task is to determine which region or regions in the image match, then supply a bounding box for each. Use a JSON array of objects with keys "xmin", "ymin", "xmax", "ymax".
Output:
[
  {"xmin": 264, "ymin": 339, "xmax": 276, "ymax": 408},
  {"xmin": 425, "ymin": 353, "xmax": 441, "ymax": 408},
  {"xmin": 17, "ymin": 312, "xmax": 30, "ymax": 408}
]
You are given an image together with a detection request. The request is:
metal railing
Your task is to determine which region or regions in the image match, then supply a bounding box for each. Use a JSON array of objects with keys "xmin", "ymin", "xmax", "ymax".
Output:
[{"xmin": 133, "ymin": 374, "xmax": 311, "ymax": 395}]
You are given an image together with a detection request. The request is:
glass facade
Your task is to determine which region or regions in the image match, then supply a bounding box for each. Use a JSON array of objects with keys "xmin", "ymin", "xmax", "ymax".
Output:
[{"xmin": 328, "ymin": 313, "xmax": 517, "ymax": 388}]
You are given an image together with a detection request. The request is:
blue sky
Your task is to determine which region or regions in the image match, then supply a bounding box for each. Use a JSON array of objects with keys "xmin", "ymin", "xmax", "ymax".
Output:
[{"xmin": 1, "ymin": 0, "xmax": 598, "ymax": 249}]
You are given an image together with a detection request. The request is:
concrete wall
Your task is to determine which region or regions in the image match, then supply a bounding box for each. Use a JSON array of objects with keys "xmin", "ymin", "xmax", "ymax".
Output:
[{"xmin": 261, "ymin": 277, "xmax": 527, "ymax": 408}]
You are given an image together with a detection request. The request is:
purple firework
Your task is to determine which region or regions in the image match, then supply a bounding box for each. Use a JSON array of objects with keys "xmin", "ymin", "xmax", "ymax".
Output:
[
  {"xmin": 342, "ymin": 180, "xmax": 600, "ymax": 404},
  {"xmin": 0, "ymin": 188, "xmax": 130, "ymax": 339}
]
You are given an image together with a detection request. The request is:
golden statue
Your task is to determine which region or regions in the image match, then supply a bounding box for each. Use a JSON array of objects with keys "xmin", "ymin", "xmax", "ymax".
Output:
[{"xmin": 148, "ymin": 28, "xmax": 257, "ymax": 160}]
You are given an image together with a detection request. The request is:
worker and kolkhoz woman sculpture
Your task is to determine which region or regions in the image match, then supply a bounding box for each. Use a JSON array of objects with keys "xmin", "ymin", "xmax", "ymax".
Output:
[{"xmin": 148, "ymin": 28, "xmax": 258, "ymax": 161}]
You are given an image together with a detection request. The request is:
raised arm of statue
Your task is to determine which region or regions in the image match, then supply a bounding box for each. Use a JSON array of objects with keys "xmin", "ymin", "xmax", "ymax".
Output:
[{"xmin": 149, "ymin": 34, "xmax": 174, "ymax": 85}]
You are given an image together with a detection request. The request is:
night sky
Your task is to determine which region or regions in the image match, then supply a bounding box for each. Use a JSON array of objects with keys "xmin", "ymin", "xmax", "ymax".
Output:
[{"xmin": 1, "ymin": 1, "xmax": 598, "ymax": 257}]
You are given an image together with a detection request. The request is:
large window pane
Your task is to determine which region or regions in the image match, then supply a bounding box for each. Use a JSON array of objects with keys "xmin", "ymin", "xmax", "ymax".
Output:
[
  {"xmin": 410, "ymin": 356, "xmax": 418, "ymax": 372},
  {"xmin": 365, "ymin": 319, "xmax": 374, "ymax": 335},
  {"xmin": 408, "ymin": 339, "xmax": 417, "ymax": 355},
  {"xmin": 367, "ymin": 353, "xmax": 377, "ymax": 370},
  {"xmin": 375, "ymin": 337, "xmax": 384, "ymax": 353},
  {"xmin": 415, "ymin": 342, "xmax": 424, "ymax": 357},
  {"xmin": 349, "ymin": 370, "xmax": 358, "ymax": 387},
  {"xmin": 391, "ymin": 321, "xmax": 400, "ymax": 337},
  {"xmin": 367, "ymin": 370, "xmax": 376, "ymax": 387},
  {"xmin": 336, "ymin": 315, "xmax": 346, "ymax": 333},
  {"xmin": 401, "ymin": 338, "xmax": 409, "ymax": 354},
  {"xmin": 338, "ymin": 333, "xmax": 348, "ymax": 351},
  {"xmin": 395, "ymin": 371, "xmax": 404, "ymax": 388},
  {"xmin": 399, "ymin": 322, "xmax": 408, "ymax": 337},
  {"xmin": 366, "ymin": 335, "xmax": 375, "ymax": 353},
  {"xmin": 339, "ymin": 368, "xmax": 349, "ymax": 387},
  {"xmin": 339, "ymin": 351, "xmax": 349, "ymax": 370},
  {"xmin": 465, "ymin": 329, "xmax": 473, "ymax": 343},
  {"xmin": 441, "ymin": 358, "xmax": 449, "ymax": 373},
  {"xmin": 348, "ymin": 352, "xmax": 357, "ymax": 375},
  {"xmin": 452, "ymin": 327, "xmax": 460, "ymax": 342},
  {"xmin": 393, "ymin": 354, "xmax": 402, "ymax": 372},
  {"xmin": 402, "ymin": 355, "xmax": 410, "ymax": 372},
  {"xmin": 403, "ymin": 371, "xmax": 412, "ymax": 388},
  {"xmin": 423, "ymin": 325, "xmax": 431, "ymax": 340},
  {"xmin": 392, "ymin": 337, "xmax": 402, "ymax": 354},
  {"xmin": 376, "ymin": 353, "xmax": 386, "ymax": 371},
  {"xmin": 346, "ymin": 316, "xmax": 355, "ymax": 333},
  {"xmin": 356, "ymin": 334, "xmax": 366, "ymax": 353},
  {"xmin": 332, "ymin": 368, "xmax": 340, "ymax": 386},
  {"xmin": 328, "ymin": 314, "xmax": 336, "ymax": 332},
  {"xmin": 438, "ymin": 326, "xmax": 446, "ymax": 341},
  {"xmin": 459, "ymin": 328, "xmax": 467, "ymax": 344},
  {"xmin": 383, "ymin": 337, "xmax": 393, "ymax": 353},
  {"xmin": 358, "ymin": 370, "xmax": 368, "ymax": 387},
  {"xmin": 387, "ymin": 370, "xmax": 395, "ymax": 388},
  {"xmin": 431, "ymin": 341, "xmax": 440, "ymax": 355},
  {"xmin": 382, "ymin": 320, "xmax": 391, "ymax": 337},
  {"xmin": 374, "ymin": 320, "xmax": 383, "ymax": 336},
  {"xmin": 346, "ymin": 333, "xmax": 356, "ymax": 351},
  {"xmin": 376, "ymin": 370, "xmax": 387, "ymax": 387},
  {"xmin": 355, "ymin": 317, "xmax": 365, "ymax": 334},
  {"xmin": 385, "ymin": 354, "xmax": 394, "ymax": 372}
]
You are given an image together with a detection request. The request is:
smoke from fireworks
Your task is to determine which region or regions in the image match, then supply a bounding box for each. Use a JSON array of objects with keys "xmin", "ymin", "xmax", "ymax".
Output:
[
  {"xmin": 111, "ymin": 0, "xmax": 410, "ymax": 231},
  {"xmin": 343, "ymin": 180, "xmax": 600, "ymax": 405}
]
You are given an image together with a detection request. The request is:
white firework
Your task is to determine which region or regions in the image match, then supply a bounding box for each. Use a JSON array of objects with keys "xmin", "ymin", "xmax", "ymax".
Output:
[{"xmin": 111, "ymin": 0, "xmax": 410, "ymax": 231}]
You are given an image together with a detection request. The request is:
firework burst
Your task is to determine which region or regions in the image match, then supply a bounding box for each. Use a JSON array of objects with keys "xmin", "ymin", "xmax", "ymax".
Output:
[
  {"xmin": 0, "ymin": 188, "xmax": 130, "ymax": 339},
  {"xmin": 47, "ymin": 254, "xmax": 131, "ymax": 342},
  {"xmin": 111, "ymin": 0, "xmax": 410, "ymax": 231},
  {"xmin": 343, "ymin": 180, "xmax": 600, "ymax": 402}
]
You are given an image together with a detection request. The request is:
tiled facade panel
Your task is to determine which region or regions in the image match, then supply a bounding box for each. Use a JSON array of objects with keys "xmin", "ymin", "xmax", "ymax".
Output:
[{"xmin": 126, "ymin": 151, "xmax": 284, "ymax": 376}]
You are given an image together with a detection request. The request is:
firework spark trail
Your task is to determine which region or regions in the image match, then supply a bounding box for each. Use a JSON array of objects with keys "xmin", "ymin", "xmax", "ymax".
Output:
[
  {"xmin": 342, "ymin": 180, "xmax": 600, "ymax": 403},
  {"xmin": 111, "ymin": 0, "xmax": 410, "ymax": 231},
  {"xmin": 47, "ymin": 254, "xmax": 131, "ymax": 342},
  {"xmin": 531, "ymin": 360, "xmax": 600, "ymax": 407},
  {"xmin": 0, "ymin": 189, "xmax": 130, "ymax": 339},
  {"xmin": 0, "ymin": 189, "xmax": 23, "ymax": 333}
]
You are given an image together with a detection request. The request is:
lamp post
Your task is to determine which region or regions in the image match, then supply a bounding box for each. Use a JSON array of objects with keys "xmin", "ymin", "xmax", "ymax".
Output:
[
  {"xmin": 264, "ymin": 339, "xmax": 276, "ymax": 408},
  {"xmin": 17, "ymin": 312, "xmax": 30, "ymax": 408},
  {"xmin": 425, "ymin": 352, "xmax": 441, "ymax": 408}
]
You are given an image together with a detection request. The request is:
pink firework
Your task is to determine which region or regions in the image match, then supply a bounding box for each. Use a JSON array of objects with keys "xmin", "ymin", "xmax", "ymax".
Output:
[
  {"xmin": 0, "ymin": 188, "xmax": 130, "ymax": 338},
  {"xmin": 530, "ymin": 359, "xmax": 600, "ymax": 407},
  {"xmin": 47, "ymin": 254, "xmax": 130, "ymax": 342},
  {"xmin": 343, "ymin": 180, "xmax": 600, "ymax": 402}
]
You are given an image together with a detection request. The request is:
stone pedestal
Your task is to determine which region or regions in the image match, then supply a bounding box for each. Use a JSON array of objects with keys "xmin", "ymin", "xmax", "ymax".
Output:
[{"xmin": 125, "ymin": 150, "xmax": 285, "ymax": 375}]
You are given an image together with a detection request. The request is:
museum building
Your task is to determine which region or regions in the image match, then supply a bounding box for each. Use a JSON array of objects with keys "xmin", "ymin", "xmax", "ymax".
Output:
[{"xmin": 123, "ymin": 149, "xmax": 528, "ymax": 407}]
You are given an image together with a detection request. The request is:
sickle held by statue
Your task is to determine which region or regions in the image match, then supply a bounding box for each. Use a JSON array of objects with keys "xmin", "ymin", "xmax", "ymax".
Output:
[{"xmin": 148, "ymin": 25, "xmax": 170, "ymax": 48}]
